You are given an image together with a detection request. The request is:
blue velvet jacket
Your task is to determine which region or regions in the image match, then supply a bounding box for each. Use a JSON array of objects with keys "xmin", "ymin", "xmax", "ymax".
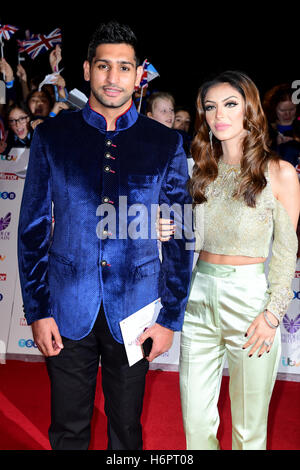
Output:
[{"xmin": 18, "ymin": 101, "xmax": 194, "ymax": 342}]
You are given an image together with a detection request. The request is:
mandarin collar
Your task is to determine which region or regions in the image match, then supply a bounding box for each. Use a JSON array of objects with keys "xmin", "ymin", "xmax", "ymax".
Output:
[{"xmin": 82, "ymin": 99, "xmax": 138, "ymax": 133}]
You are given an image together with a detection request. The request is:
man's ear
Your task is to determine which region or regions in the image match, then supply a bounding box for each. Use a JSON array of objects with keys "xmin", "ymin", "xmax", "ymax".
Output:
[
  {"xmin": 83, "ymin": 60, "xmax": 91, "ymax": 82},
  {"xmin": 135, "ymin": 65, "xmax": 144, "ymax": 88}
]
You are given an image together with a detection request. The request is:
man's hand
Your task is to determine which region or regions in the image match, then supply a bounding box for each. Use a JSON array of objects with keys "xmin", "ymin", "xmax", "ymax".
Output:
[
  {"xmin": 138, "ymin": 323, "xmax": 174, "ymax": 362},
  {"xmin": 31, "ymin": 317, "xmax": 64, "ymax": 357}
]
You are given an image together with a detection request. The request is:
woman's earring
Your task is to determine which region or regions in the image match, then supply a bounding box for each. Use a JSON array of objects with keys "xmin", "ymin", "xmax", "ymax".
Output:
[{"xmin": 209, "ymin": 130, "xmax": 213, "ymax": 150}]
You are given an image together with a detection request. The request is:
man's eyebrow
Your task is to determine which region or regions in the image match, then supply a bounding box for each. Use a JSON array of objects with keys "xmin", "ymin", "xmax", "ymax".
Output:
[
  {"xmin": 204, "ymin": 95, "xmax": 239, "ymax": 103},
  {"xmin": 93, "ymin": 58, "xmax": 135, "ymax": 67}
]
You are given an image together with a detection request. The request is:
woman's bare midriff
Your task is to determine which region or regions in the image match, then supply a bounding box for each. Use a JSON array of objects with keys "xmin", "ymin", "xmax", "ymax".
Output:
[{"xmin": 199, "ymin": 250, "xmax": 266, "ymax": 266}]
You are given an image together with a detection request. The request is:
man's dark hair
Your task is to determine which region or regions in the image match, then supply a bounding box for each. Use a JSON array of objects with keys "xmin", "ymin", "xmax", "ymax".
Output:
[{"xmin": 87, "ymin": 21, "xmax": 140, "ymax": 66}]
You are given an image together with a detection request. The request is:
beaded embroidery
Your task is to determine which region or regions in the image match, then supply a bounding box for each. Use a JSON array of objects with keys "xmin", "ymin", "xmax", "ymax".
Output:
[{"xmin": 194, "ymin": 158, "xmax": 298, "ymax": 320}]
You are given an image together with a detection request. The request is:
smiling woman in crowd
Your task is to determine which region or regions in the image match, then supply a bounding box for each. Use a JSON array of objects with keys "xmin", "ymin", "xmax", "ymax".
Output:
[{"xmin": 3, "ymin": 102, "xmax": 33, "ymax": 154}]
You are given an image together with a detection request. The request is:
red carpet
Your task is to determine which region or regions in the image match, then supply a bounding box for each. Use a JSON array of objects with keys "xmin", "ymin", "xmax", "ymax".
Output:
[{"xmin": 0, "ymin": 360, "xmax": 299, "ymax": 450}]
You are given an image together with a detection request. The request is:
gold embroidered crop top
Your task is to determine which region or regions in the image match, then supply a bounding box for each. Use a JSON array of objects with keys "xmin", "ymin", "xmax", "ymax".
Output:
[{"xmin": 194, "ymin": 159, "xmax": 298, "ymax": 321}]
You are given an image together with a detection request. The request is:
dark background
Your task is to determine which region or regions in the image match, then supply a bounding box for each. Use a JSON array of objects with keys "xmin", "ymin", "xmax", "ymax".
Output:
[{"xmin": 1, "ymin": 5, "xmax": 299, "ymax": 123}]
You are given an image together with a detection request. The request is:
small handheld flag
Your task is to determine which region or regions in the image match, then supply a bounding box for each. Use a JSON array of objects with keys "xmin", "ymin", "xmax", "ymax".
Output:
[
  {"xmin": 138, "ymin": 59, "xmax": 159, "ymax": 112},
  {"xmin": 139, "ymin": 59, "xmax": 159, "ymax": 89},
  {"xmin": 0, "ymin": 24, "xmax": 19, "ymax": 64},
  {"xmin": 0, "ymin": 24, "xmax": 18, "ymax": 41},
  {"xmin": 18, "ymin": 28, "xmax": 62, "ymax": 59}
]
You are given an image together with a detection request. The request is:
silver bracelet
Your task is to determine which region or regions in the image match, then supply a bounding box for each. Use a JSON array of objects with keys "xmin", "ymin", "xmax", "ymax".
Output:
[
  {"xmin": 270, "ymin": 310, "xmax": 281, "ymax": 324},
  {"xmin": 263, "ymin": 310, "xmax": 279, "ymax": 329}
]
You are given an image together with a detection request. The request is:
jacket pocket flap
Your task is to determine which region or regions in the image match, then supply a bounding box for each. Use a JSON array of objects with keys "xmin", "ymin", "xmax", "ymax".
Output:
[
  {"xmin": 128, "ymin": 174, "xmax": 159, "ymax": 186},
  {"xmin": 134, "ymin": 258, "xmax": 161, "ymax": 278}
]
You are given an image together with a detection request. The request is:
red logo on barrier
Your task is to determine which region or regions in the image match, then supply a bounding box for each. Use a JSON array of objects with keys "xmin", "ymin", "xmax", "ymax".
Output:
[
  {"xmin": 0, "ymin": 172, "xmax": 18, "ymax": 180},
  {"xmin": 0, "ymin": 273, "xmax": 7, "ymax": 281},
  {"xmin": 295, "ymin": 271, "xmax": 300, "ymax": 278}
]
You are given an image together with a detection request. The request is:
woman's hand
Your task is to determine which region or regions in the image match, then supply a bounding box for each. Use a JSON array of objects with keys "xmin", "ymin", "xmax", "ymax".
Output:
[
  {"xmin": 243, "ymin": 310, "xmax": 278, "ymax": 357},
  {"xmin": 30, "ymin": 119, "xmax": 44, "ymax": 130},
  {"xmin": 0, "ymin": 139, "xmax": 7, "ymax": 153},
  {"xmin": 157, "ymin": 218, "xmax": 175, "ymax": 241},
  {"xmin": 0, "ymin": 58, "xmax": 14, "ymax": 82},
  {"xmin": 16, "ymin": 64, "xmax": 27, "ymax": 82},
  {"xmin": 49, "ymin": 45, "xmax": 62, "ymax": 72},
  {"xmin": 53, "ymin": 74, "xmax": 66, "ymax": 89},
  {"xmin": 51, "ymin": 101, "xmax": 69, "ymax": 116},
  {"xmin": 277, "ymin": 134, "xmax": 293, "ymax": 145}
]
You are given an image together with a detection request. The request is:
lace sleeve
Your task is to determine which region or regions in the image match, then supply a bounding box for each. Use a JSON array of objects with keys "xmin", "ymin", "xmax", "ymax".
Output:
[
  {"xmin": 194, "ymin": 204, "xmax": 204, "ymax": 253},
  {"xmin": 266, "ymin": 199, "xmax": 298, "ymax": 322}
]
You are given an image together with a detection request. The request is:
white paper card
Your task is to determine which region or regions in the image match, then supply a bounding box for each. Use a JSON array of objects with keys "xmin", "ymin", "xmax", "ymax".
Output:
[{"xmin": 120, "ymin": 298, "xmax": 162, "ymax": 366}]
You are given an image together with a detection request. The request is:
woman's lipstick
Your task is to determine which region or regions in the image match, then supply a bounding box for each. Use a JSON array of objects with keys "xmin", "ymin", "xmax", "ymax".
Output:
[{"xmin": 215, "ymin": 123, "xmax": 231, "ymax": 131}]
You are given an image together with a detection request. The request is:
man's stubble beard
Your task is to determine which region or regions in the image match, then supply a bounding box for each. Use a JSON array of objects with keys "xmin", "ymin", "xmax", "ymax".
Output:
[{"xmin": 91, "ymin": 86, "xmax": 133, "ymax": 110}]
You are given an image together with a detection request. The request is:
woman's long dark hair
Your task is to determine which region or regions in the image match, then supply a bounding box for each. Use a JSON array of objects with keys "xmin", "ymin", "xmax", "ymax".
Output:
[
  {"xmin": 189, "ymin": 71, "xmax": 278, "ymax": 207},
  {"xmin": 5, "ymin": 101, "xmax": 32, "ymax": 126}
]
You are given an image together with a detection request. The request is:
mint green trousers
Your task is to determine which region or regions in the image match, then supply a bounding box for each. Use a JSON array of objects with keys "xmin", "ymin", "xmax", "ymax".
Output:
[{"xmin": 179, "ymin": 260, "xmax": 281, "ymax": 450}]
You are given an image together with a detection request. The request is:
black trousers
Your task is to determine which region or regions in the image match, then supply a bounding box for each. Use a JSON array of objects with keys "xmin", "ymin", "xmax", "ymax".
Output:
[{"xmin": 45, "ymin": 304, "xmax": 149, "ymax": 450}]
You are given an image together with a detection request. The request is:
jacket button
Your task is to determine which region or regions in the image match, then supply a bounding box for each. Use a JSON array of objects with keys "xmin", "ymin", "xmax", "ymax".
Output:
[
  {"xmin": 100, "ymin": 260, "xmax": 107, "ymax": 267},
  {"xmin": 105, "ymin": 139, "xmax": 112, "ymax": 147},
  {"xmin": 104, "ymin": 165, "xmax": 115, "ymax": 174},
  {"xmin": 102, "ymin": 196, "xmax": 114, "ymax": 204},
  {"xmin": 104, "ymin": 152, "xmax": 115, "ymax": 160}
]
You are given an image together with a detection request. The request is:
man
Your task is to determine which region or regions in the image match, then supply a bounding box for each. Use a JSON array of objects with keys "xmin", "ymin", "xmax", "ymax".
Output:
[{"xmin": 18, "ymin": 21, "xmax": 193, "ymax": 450}]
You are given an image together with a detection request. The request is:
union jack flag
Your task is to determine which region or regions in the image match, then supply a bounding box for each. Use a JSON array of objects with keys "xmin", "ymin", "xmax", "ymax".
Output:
[
  {"xmin": 139, "ymin": 59, "xmax": 159, "ymax": 88},
  {"xmin": 18, "ymin": 28, "xmax": 62, "ymax": 59},
  {"xmin": 0, "ymin": 24, "xmax": 18, "ymax": 41}
]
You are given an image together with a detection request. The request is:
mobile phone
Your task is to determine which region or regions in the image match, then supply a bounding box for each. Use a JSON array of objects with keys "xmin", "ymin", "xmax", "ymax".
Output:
[{"xmin": 142, "ymin": 337, "xmax": 153, "ymax": 357}]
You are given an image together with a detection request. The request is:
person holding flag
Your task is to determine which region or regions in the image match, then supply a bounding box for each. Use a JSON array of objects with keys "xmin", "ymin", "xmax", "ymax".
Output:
[
  {"xmin": 0, "ymin": 24, "xmax": 18, "ymax": 83},
  {"xmin": 136, "ymin": 59, "xmax": 159, "ymax": 112}
]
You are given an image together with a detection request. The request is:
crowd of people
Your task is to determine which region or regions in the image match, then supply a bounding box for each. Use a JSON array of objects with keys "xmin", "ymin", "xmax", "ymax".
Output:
[
  {"xmin": 1, "ymin": 44, "xmax": 299, "ymax": 170},
  {"xmin": 2, "ymin": 45, "xmax": 300, "ymax": 257},
  {"xmin": 0, "ymin": 45, "xmax": 69, "ymax": 154},
  {"xmin": 1, "ymin": 21, "xmax": 300, "ymax": 452}
]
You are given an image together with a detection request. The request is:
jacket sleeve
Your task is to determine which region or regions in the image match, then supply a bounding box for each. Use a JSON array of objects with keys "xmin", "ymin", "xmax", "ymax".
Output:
[
  {"xmin": 18, "ymin": 127, "xmax": 53, "ymax": 325},
  {"xmin": 265, "ymin": 199, "xmax": 298, "ymax": 322},
  {"xmin": 156, "ymin": 135, "xmax": 195, "ymax": 331}
]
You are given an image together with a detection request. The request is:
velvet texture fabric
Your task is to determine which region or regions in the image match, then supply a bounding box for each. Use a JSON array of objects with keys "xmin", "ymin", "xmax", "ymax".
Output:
[{"xmin": 18, "ymin": 102, "xmax": 194, "ymax": 342}]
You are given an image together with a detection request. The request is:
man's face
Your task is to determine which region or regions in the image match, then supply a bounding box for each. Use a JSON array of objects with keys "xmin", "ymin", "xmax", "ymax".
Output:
[{"xmin": 84, "ymin": 43, "xmax": 143, "ymax": 112}]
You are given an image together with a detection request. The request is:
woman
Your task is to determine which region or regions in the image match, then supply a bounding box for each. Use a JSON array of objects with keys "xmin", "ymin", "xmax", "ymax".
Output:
[
  {"xmin": 173, "ymin": 106, "xmax": 193, "ymax": 157},
  {"xmin": 26, "ymin": 89, "xmax": 68, "ymax": 127},
  {"xmin": 4, "ymin": 102, "xmax": 33, "ymax": 154},
  {"xmin": 263, "ymin": 83, "xmax": 300, "ymax": 166},
  {"xmin": 159, "ymin": 71, "xmax": 300, "ymax": 450},
  {"xmin": 173, "ymin": 106, "xmax": 192, "ymax": 134}
]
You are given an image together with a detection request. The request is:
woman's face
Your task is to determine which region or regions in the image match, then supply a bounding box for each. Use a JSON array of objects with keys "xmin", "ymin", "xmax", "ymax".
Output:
[
  {"xmin": 8, "ymin": 108, "xmax": 30, "ymax": 140},
  {"xmin": 276, "ymin": 99, "xmax": 297, "ymax": 125},
  {"xmin": 204, "ymin": 82, "xmax": 246, "ymax": 142},
  {"xmin": 173, "ymin": 110, "xmax": 191, "ymax": 132},
  {"xmin": 28, "ymin": 91, "xmax": 51, "ymax": 116},
  {"xmin": 148, "ymin": 98, "xmax": 175, "ymax": 128}
]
